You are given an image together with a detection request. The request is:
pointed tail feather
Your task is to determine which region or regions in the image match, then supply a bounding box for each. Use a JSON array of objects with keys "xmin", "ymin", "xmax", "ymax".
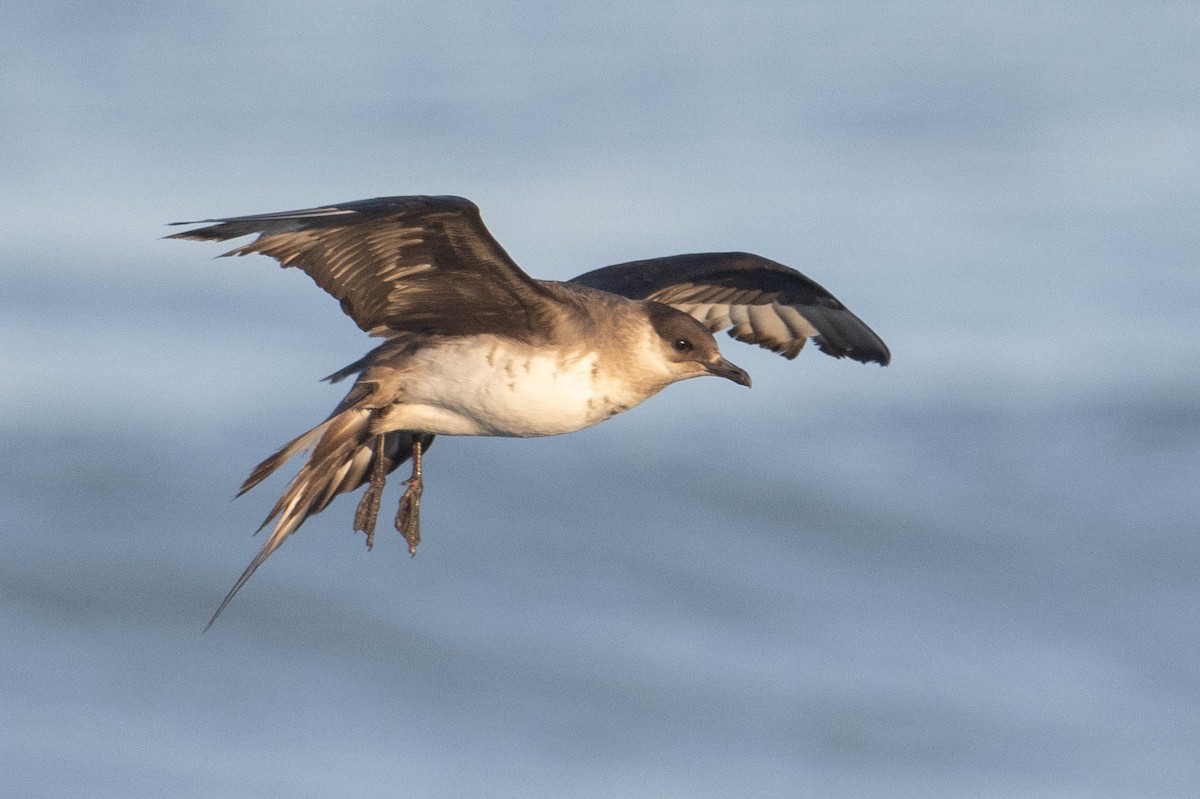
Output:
[
  {"xmin": 237, "ymin": 421, "xmax": 336, "ymax": 498},
  {"xmin": 207, "ymin": 411, "xmax": 437, "ymax": 628},
  {"xmin": 208, "ymin": 408, "xmax": 377, "ymax": 629}
]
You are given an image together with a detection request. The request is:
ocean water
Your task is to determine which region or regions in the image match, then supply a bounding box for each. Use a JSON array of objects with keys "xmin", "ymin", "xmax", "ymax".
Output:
[
  {"xmin": 3, "ymin": 2, "xmax": 1199, "ymax": 796},
  {"xmin": 3, "ymin": 277, "xmax": 1197, "ymax": 797}
]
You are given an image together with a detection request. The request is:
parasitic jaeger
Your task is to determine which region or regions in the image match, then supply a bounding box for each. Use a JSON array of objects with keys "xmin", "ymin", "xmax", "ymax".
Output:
[{"xmin": 169, "ymin": 195, "xmax": 890, "ymax": 626}]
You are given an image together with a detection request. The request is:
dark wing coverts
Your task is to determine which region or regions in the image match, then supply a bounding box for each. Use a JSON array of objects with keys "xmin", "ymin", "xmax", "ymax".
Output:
[
  {"xmin": 169, "ymin": 195, "xmax": 556, "ymax": 340},
  {"xmin": 571, "ymin": 252, "xmax": 890, "ymax": 364}
]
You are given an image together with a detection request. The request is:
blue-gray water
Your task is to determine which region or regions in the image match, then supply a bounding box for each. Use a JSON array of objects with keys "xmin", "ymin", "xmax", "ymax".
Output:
[{"xmin": 3, "ymin": 3, "xmax": 1199, "ymax": 796}]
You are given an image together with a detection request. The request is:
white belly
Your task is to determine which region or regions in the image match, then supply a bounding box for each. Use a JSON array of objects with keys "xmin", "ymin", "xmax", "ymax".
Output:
[{"xmin": 379, "ymin": 339, "xmax": 645, "ymax": 437}]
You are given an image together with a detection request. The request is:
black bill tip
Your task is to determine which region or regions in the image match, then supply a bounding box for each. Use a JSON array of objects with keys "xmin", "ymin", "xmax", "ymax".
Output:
[{"xmin": 706, "ymin": 357, "xmax": 752, "ymax": 388}]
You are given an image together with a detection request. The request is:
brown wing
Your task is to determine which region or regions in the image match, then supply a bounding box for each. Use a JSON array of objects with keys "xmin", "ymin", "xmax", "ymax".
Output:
[
  {"xmin": 169, "ymin": 195, "xmax": 559, "ymax": 341},
  {"xmin": 570, "ymin": 252, "xmax": 890, "ymax": 364}
]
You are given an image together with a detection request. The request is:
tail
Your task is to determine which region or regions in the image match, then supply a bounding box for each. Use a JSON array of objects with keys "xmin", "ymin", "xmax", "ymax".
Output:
[{"xmin": 205, "ymin": 409, "xmax": 432, "ymax": 629}]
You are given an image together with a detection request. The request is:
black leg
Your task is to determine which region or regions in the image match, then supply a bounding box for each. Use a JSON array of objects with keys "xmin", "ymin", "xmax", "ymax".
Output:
[
  {"xmin": 353, "ymin": 434, "xmax": 387, "ymax": 550},
  {"xmin": 395, "ymin": 438, "xmax": 424, "ymax": 556}
]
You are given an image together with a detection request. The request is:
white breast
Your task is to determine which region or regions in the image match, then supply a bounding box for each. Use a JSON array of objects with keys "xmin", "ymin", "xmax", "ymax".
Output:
[{"xmin": 380, "ymin": 338, "xmax": 647, "ymax": 437}]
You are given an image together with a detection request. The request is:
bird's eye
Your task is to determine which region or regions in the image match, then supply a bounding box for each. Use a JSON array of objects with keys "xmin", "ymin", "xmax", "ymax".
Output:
[{"xmin": 672, "ymin": 338, "xmax": 693, "ymax": 353}]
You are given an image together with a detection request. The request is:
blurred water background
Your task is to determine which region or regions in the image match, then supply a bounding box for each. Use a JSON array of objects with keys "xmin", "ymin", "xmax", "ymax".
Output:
[{"xmin": 2, "ymin": 3, "xmax": 1198, "ymax": 796}]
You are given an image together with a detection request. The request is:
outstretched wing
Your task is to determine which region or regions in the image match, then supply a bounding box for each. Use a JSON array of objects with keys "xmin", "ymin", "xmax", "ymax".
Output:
[
  {"xmin": 570, "ymin": 252, "xmax": 890, "ymax": 364},
  {"xmin": 169, "ymin": 195, "xmax": 558, "ymax": 340}
]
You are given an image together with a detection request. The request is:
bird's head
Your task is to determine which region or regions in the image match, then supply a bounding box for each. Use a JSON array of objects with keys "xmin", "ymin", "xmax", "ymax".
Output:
[{"xmin": 644, "ymin": 302, "xmax": 751, "ymax": 388}]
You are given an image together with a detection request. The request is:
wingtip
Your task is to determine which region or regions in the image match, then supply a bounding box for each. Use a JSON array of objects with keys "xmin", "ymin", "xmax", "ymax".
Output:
[
  {"xmin": 851, "ymin": 350, "xmax": 891, "ymax": 367},
  {"xmin": 812, "ymin": 329, "xmax": 891, "ymax": 367},
  {"xmin": 851, "ymin": 347, "xmax": 891, "ymax": 367}
]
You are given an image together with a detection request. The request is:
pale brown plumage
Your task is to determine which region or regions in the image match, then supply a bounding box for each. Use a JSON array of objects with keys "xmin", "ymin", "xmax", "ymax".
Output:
[{"xmin": 170, "ymin": 195, "xmax": 887, "ymax": 626}]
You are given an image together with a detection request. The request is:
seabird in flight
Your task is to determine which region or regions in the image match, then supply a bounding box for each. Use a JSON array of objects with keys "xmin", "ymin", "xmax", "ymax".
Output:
[{"xmin": 169, "ymin": 195, "xmax": 890, "ymax": 626}]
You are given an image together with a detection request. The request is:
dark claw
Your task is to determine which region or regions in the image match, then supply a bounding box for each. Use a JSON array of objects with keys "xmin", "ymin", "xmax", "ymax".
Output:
[
  {"xmin": 396, "ymin": 478, "xmax": 423, "ymax": 556},
  {"xmin": 353, "ymin": 436, "xmax": 389, "ymax": 549},
  {"xmin": 395, "ymin": 437, "xmax": 425, "ymax": 555},
  {"xmin": 353, "ymin": 483, "xmax": 381, "ymax": 549}
]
